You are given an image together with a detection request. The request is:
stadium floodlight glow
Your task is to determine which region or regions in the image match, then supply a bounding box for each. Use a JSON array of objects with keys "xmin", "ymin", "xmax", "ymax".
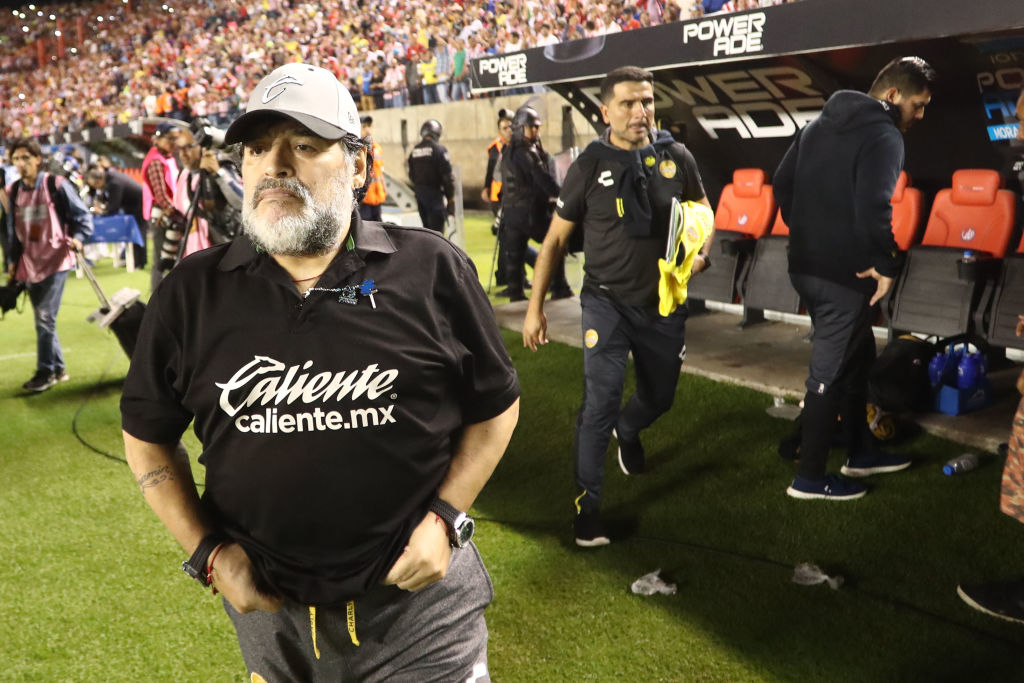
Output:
[
  {"xmin": 10, "ymin": 10, "xmax": 16, "ymax": 15},
  {"xmin": 49, "ymin": 14, "xmax": 56, "ymax": 20},
  {"xmin": 18, "ymin": 93, "xmax": 25, "ymax": 100},
  {"xmin": 97, "ymin": 16, "xmax": 103, "ymax": 21},
  {"xmin": 22, "ymin": 26, "xmax": 28, "ymax": 32},
  {"xmin": 28, "ymin": 4, "xmax": 35, "ymax": 9},
  {"xmin": 37, "ymin": 10, "xmax": 43, "ymax": 16},
  {"xmin": 54, "ymin": 30, "xmax": 61, "ymax": 36}
]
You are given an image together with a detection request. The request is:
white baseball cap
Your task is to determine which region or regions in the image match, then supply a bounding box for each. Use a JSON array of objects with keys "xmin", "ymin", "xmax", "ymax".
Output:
[{"xmin": 225, "ymin": 63, "xmax": 361, "ymax": 144}]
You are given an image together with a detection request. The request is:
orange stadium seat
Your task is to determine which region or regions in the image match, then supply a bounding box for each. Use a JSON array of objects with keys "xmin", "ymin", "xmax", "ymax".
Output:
[
  {"xmin": 889, "ymin": 169, "xmax": 1017, "ymax": 337},
  {"xmin": 688, "ymin": 169, "xmax": 776, "ymax": 313},
  {"xmin": 890, "ymin": 171, "xmax": 923, "ymax": 250}
]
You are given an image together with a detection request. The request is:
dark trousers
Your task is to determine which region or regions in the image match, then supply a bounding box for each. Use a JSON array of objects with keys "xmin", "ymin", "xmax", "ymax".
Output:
[
  {"xmin": 226, "ymin": 544, "xmax": 493, "ymax": 683},
  {"xmin": 790, "ymin": 273, "xmax": 879, "ymax": 480},
  {"xmin": 359, "ymin": 203, "xmax": 383, "ymax": 223},
  {"xmin": 414, "ymin": 188, "xmax": 446, "ymax": 233},
  {"xmin": 502, "ymin": 225, "xmax": 563, "ymax": 296},
  {"xmin": 575, "ymin": 289, "xmax": 688, "ymax": 514}
]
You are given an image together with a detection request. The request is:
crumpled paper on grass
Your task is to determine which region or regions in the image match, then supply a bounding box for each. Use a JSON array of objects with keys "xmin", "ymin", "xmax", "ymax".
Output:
[
  {"xmin": 631, "ymin": 569, "xmax": 677, "ymax": 596},
  {"xmin": 792, "ymin": 562, "xmax": 844, "ymax": 590}
]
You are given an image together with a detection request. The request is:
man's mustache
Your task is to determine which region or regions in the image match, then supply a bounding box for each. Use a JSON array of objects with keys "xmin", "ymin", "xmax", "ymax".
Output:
[{"xmin": 252, "ymin": 178, "xmax": 312, "ymax": 209}]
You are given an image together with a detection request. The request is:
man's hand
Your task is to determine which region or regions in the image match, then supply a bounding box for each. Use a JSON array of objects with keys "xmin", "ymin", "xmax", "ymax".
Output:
[
  {"xmin": 209, "ymin": 542, "xmax": 283, "ymax": 614},
  {"xmin": 522, "ymin": 307, "xmax": 549, "ymax": 351},
  {"xmin": 1015, "ymin": 314, "xmax": 1024, "ymax": 338},
  {"xmin": 199, "ymin": 150, "xmax": 220, "ymax": 174},
  {"xmin": 382, "ymin": 512, "xmax": 451, "ymax": 592},
  {"xmin": 690, "ymin": 254, "xmax": 708, "ymax": 275},
  {"xmin": 856, "ymin": 267, "xmax": 894, "ymax": 306},
  {"xmin": 480, "ymin": 188, "xmax": 490, "ymax": 203},
  {"xmin": 70, "ymin": 238, "xmax": 84, "ymax": 253}
]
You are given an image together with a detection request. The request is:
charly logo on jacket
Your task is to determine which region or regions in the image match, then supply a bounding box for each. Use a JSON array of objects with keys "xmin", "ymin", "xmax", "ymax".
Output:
[{"xmin": 216, "ymin": 355, "xmax": 399, "ymax": 434}]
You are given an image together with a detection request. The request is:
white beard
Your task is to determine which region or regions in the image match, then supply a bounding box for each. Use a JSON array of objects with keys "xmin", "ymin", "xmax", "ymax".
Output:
[{"xmin": 242, "ymin": 165, "xmax": 353, "ymax": 257}]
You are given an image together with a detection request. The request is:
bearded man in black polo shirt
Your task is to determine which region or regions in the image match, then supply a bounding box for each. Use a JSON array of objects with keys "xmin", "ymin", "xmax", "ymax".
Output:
[
  {"xmin": 120, "ymin": 63, "xmax": 519, "ymax": 682},
  {"xmin": 522, "ymin": 66, "xmax": 713, "ymax": 547}
]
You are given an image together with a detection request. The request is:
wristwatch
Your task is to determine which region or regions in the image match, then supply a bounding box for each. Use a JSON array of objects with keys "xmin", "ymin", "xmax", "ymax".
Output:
[
  {"xmin": 699, "ymin": 253, "xmax": 712, "ymax": 271},
  {"xmin": 429, "ymin": 498, "xmax": 475, "ymax": 548},
  {"xmin": 183, "ymin": 532, "xmax": 227, "ymax": 585}
]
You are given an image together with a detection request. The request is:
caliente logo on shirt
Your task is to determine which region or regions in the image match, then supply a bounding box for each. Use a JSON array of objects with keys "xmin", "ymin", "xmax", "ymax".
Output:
[{"xmin": 216, "ymin": 355, "xmax": 399, "ymax": 434}]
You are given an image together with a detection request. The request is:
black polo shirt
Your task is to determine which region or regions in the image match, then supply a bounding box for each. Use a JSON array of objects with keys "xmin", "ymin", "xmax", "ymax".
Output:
[
  {"xmin": 121, "ymin": 215, "xmax": 520, "ymax": 606},
  {"xmin": 556, "ymin": 131, "xmax": 705, "ymax": 308}
]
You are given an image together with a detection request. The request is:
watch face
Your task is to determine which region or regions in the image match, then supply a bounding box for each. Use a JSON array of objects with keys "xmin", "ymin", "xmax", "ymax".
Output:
[{"xmin": 454, "ymin": 516, "xmax": 475, "ymax": 547}]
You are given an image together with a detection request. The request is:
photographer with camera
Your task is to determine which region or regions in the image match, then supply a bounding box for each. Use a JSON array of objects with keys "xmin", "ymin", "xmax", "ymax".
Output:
[
  {"xmin": 157, "ymin": 119, "xmax": 243, "ymax": 272},
  {"xmin": 142, "ymin": 123, "xmax": 184, "ymax": 291}
]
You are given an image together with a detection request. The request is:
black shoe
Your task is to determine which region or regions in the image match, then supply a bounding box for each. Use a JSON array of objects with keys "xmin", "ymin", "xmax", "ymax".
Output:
[
  {"xmin": 507, "ymin": 292, "xmax": 527, "ymax": 303},
  {"xmin": 23, "ymin": 371, "xmax": 57, "ymax": 393},
  {"xmin": 494, "ymin": 287, "xmax": 513, "ymax": 297},
  {"xmin": 614, "ymin": 429, "xmax": 645, "ymax": 475},
  {"xmin": 574, "ymin": 511, "xmax": 611, "ymax": 547},
  {"xmin": 549, "ymin": 287, "xmax": 574, "ymax": 300},
  {"xmin": 957, "ymin": 580, "xmax": 1024, "ymax": 625}
]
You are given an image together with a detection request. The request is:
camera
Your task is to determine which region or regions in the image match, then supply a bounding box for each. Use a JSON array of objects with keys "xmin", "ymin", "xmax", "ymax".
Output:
[{"xmin": 190, "ymin": 117, "xmax": 227, "ymax": 150}]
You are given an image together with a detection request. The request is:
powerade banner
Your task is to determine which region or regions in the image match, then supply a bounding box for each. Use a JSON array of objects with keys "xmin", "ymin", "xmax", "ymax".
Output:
[
  {"xmin": 470, "ymin": 0, "xmax": 1024, "ymax": 93},
  {"xmin": 470, "ymin": 0, "xmax": 1024, "ymax": 206}
]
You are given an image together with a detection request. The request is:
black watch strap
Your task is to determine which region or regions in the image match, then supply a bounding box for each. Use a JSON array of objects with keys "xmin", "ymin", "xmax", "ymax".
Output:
[
  {"xmin": 429, "ymin": 498, "xmax": 461, "ymax": 536},
  {"xmin": 183, "ymin": 532, "xmax": 227, "ymax": 585},
  {"xmin": 699, "ymin": 253, "xmax": 712, "ymax": 270},
  {"xmin": 429, "ymin": 497, "xmax": 473, "ymax": 547}
]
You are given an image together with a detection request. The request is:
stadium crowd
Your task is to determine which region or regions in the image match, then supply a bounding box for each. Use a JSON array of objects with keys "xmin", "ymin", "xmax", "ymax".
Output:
[{"xmin": 0, "ymin": 0, "xmax": 801, "ymax": 141}]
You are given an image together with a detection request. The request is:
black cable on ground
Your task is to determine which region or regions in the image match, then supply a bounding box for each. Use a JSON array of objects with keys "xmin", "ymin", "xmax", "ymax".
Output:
[
  {"xmin": 71, "ymin": 349, "xmax": 204, "ymax": 489},
  {"xmin": 71, "ymin": 353, "xmax": 127, "ymax": 464}
]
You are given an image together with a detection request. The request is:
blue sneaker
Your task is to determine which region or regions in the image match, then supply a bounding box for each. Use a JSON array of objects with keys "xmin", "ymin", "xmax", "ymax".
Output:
[
  {"xmin": 786, "ymin": 474, "xmax": 867, "ymax": 500},
  {"xmin": 840, "ymin": 451, "xmax": 912, "ymax": 477}
]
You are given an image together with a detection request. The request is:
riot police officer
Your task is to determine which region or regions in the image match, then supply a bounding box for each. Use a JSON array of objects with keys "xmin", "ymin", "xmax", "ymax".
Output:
[
  {"xmin": 407, "ymin": 119, "xmax": 455, "ymax": 233},
  {"xmin": 500, "ymin": 106, "xmax": 572, "ymax": 302}
]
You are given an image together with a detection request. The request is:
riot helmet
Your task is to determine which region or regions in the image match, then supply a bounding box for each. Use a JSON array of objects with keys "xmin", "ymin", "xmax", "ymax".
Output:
[
  {"xmin": 420, "ymin": 119, "xmax": 443, "ymax": 140},
  {"xmin": 511, "ymin": 106, "xmax": 542, "ymax": 141}
]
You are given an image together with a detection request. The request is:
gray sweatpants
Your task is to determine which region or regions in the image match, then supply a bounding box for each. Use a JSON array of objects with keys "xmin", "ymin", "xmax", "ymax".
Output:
[{"xmin": 225, "ymin": 543, "xmax": 493, "ymax": 683}]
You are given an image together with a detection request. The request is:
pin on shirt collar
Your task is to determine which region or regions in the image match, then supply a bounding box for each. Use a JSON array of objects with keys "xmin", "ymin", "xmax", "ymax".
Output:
[{"xmin": 303, "ymin": 279, "xmax": 378, "ymax": 308}]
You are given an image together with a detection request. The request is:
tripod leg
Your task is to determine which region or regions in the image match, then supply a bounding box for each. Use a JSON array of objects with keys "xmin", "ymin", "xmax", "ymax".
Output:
[{"xmin": 487, "ymin": 229, "xmax": 501, "ymax": 295}]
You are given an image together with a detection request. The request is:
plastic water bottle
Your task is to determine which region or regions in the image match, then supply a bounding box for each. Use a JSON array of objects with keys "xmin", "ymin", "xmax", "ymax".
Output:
[
  {"xmin": 943, "ymin": 453, "xmax": 979, "ymax": 475},
  {"xmin": 962, "ymin": 250, "xmax": 976, "ymax": 263}
]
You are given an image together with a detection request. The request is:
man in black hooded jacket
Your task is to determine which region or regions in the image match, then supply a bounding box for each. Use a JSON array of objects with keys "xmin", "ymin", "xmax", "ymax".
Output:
[{"xmin": 774, "ymin": 56, "xmax": 936, "ymax": 501}]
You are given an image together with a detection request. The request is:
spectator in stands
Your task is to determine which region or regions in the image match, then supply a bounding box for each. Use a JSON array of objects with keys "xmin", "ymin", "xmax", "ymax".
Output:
[
  {"xmin": 407, "ymin": 118, "xmax": 455, "ymax": 233},
  {"xmin": 120, "ymin": 62, "xmax": 519, "ymax": 682},
  {"xmin": 85, "ymin": 164, "xmax": 148, "ymax": 269},
  {"xmin": 522, "ymin": 66, "xmax": 712, "ymax": 546},
  {"xmin": 5, "ymin": 138, "xmax": 93, "ymax": 393},
  {"xmin": 773, "ymin": 56, "xmax": 936, "ymax": 501},
  {"xmin": 450, "ymin": 38, "xmax": 471, "ymax": 102}
]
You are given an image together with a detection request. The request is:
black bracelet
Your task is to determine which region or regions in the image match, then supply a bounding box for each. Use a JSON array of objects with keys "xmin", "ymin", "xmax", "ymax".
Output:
[{"xmin": 182, "ymin": 532, "xmax": 228, "ymax": 586}]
